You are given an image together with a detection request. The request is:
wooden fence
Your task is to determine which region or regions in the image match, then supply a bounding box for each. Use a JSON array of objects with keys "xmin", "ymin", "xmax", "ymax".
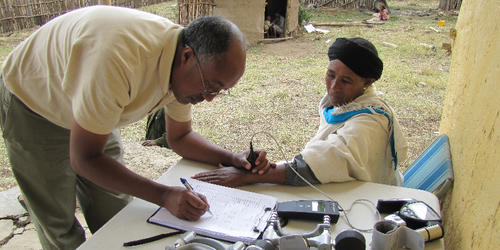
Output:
[
  {"xmin": 0, "ymin": 0, "xmax": 169, "ymax": 33},
  {"xmin": 177, "ymin": 0, "xmax": 214, "ymax": 26},
  {"xmin": 439, "ymin": 0, "xmax": 462, "ymax": 11},
  {"xmin": 303, "ymin": 0, "xmax": 461, "ymax": 11},
  {"xmin": 302, "ymin": 0, "xmax": 382, "ymax": 10}
]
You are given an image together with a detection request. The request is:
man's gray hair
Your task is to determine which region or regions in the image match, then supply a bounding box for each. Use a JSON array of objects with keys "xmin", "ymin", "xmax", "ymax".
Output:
[{"xmin": 180, "ymin": 16, "xmax": 246, "ymax": 65}]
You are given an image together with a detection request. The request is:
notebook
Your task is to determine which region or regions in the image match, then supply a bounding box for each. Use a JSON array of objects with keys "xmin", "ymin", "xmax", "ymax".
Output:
[{"xmin": 147, "ymin": 178, "xmax": 277, "ymax": 244}]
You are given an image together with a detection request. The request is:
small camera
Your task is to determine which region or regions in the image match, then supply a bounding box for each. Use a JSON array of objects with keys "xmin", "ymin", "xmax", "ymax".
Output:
[{"xmin": 376, "ymin": 199, "xmax": 444, "ymax": 242}]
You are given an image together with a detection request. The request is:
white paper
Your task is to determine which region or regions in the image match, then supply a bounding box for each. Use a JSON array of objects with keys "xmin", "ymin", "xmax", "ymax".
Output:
[
  {"xmin": 148, "ymin": 178, "xmax": 277, "ymax": 244},
  {"xmin": 303, "ymin": 24, "xmax": 330, "ymax": 34}
]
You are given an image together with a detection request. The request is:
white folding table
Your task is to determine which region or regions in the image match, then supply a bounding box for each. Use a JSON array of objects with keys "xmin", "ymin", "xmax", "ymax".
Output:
[{"xmin": 77, "ymin": 159, "xmax": 444, "ymax": 249}]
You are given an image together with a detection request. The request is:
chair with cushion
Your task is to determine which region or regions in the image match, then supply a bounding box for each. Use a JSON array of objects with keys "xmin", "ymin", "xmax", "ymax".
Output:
[{"xmin": 403, "ymin": 134, "xmax": 454, "ymax": 199}]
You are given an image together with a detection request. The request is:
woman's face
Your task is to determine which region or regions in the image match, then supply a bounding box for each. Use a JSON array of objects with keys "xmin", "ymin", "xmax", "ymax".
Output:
[{"xmin": 325, "ymin": 59, "xmax": 372, "ymax": 106}]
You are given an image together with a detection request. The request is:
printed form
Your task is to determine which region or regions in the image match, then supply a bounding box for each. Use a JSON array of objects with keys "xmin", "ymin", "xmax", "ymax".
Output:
[{"xmin": 148, "ymin": 178, "xmax": 277, "ymax": 243}]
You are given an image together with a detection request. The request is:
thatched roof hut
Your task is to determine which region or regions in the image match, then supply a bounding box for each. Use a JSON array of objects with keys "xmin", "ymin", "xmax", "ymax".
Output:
[{"xmin": 178, "ymin": 0, "xmax": 299, "ymax": 45}]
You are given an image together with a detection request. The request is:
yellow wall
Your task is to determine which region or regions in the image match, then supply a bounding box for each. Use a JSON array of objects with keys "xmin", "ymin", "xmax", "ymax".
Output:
[
  {"xmin": 439, "ymin": 0, "xmax": 500, "ymax": 249},
  {"xmin": 214, "ymin": 0, "xmax": 266, "ymax": 45},
  {"xmin": 214, "ymin": 0, "xmax": 299, "ymax": 45}
]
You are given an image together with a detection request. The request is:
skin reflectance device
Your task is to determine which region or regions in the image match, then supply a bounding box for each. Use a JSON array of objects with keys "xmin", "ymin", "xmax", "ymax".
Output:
[{"xmin": 276, "ymin": 200, "xmax": 340, "ymax": 223}]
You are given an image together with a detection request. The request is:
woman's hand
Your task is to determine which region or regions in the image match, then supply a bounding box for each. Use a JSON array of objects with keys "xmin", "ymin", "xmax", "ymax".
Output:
[{"xmin": 192, "ymin": 166, "xmax": 252, "ymax": 187}]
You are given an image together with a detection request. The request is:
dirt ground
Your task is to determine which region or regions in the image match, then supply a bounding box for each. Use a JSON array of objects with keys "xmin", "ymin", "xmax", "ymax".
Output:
[{"xmin": 121, "ymin": 140, "xmax": 182, "ymax": 181}]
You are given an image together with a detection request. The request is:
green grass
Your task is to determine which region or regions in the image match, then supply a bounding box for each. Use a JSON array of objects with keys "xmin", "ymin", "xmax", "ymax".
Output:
[
  {"xmin": 140, "ymin": 2, "xmax": 178, "ymax": 22},
  {"xmin": 0, "ymin": 0, "xmax": 457, "ymax": 191},
  {"xmin": 0, "ymin": 28, "xmax": 34, "ymax": 63}
]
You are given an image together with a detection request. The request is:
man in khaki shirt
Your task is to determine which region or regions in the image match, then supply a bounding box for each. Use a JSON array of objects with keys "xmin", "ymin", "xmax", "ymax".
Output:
[{"xmin": 0, "ymin": 6, "xmax": 271, "ymax": 249}]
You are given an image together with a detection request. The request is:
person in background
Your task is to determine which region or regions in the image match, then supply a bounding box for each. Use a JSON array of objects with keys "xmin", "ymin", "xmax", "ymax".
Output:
[
  {"xmin": 272, "ymin": 12, "xmax": 285, "ymax": 37},
  {"xmin": 379, "ymin": 6, "xmax": 390, "ymax": 21},
  {"xmin": 193, "ymin": 37, "xmax": 408, "ymax": 188},
  {"xmin": 0, "ymin": 6, "xmax": 272, "ymax": 249},
  {"xmin": 264, "ymin": 15, "xmax": 273, "ymax": 38},
  {"xmin": 142, "ymin": 107, "xmax": 170, "ymax": 148}
]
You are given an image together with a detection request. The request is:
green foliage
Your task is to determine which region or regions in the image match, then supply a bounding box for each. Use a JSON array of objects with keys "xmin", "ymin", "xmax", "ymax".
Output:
[{"xmin": 298, "ymin": 6, "xmax": 313, "ymax": 26}]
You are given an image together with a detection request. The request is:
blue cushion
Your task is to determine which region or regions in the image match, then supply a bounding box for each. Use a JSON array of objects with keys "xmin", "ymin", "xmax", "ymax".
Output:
[{"xmin": 403, "ymin": 134, "xmax": 453, "ymax": 197}]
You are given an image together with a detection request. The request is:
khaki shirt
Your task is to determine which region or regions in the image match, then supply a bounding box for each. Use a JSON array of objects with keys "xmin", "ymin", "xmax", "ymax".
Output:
[{"xmin": 1, "ymin": 6, "xmax": 191, "ymax": 135}]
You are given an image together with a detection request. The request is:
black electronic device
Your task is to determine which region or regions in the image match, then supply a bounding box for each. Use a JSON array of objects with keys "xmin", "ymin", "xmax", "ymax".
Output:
[
  {"xmin": 276, "ymin": 200, "xmax": 339, "ymax": 223},
  {"xmin": 376, "ymin": 198, "xmax": 415, "ymax": 213},
  {"xmin": 246, "ymin": 142, "xmax": 258, "ymax": 169},
  {"xmin": 377, "ymin": 199, "xmax": 442, "ymax": 230}
]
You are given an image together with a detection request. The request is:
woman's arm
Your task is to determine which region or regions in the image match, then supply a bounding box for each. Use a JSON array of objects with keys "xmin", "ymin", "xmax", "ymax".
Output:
[{"xmin": 192, "ymin": 155, "xmax": 321, "ymax": 187}]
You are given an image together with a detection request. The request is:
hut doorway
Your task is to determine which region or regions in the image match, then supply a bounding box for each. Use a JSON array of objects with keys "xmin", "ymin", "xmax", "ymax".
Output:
[
  {"xmin": 177, "ymin": 0, "xmax": 298, "ymax": 45},
  {"xmin": 265, "ymin": 0, "xmax": 287, "ymax": 38}
]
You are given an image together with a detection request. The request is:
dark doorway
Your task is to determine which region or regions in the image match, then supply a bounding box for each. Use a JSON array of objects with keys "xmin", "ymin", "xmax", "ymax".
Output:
[
  {"xmin": 266, "ymin": 0, "xmax": 287, "ymax": 18},
  {"xmin": 265, "ymin": 0, "xmax": 287, "ymax": 38}
]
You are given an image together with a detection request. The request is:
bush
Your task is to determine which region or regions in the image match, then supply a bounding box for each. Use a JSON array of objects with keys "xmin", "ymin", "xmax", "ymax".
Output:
[{"xmin": 298, "ymin": 6, "xmax": 313, "ymax": 26}]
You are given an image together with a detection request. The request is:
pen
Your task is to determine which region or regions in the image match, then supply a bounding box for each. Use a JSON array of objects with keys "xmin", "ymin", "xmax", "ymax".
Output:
[
  {"xmin": 180, "ymin": 178, "xmax": 213, "ymax": 215},
  {"xmin": 123, "ymin": 230, "xmax": 184, "ymax": 247}
]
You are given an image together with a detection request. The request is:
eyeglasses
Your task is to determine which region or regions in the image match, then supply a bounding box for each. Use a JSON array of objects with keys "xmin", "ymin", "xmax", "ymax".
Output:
[{"xmin": 192, "ymin": 49, "xmax": 230, "ymax": 97}]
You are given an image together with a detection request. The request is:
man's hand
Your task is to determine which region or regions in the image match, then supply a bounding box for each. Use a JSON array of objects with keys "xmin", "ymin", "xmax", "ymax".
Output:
[
  {"xmin": 232, "ymin": 149, "xmax": 275, "ymax": 174},
  {"xmin": 141, "ymin": 140, "xmax": 157, "ymax": 147},
  {"xmin": 161, "ymin": 186, "xmax": 210, "ymax": 221},
  {"xmin": 192, "ymin": 166, "xmax": 251, "ymax": 187}
]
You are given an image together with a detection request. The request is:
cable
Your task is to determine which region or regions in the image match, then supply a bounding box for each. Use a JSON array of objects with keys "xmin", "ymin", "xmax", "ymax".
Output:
[
  {"xmin": 249, "ymin": 131, "xmax": 380, "ymax": 233},
  {"xmin": 340, "ymin": 199, "xmax": 381, "ymax": 233},
  {"xmin": 250, "ymin": 132, "xmax": 336, "ymax": 201}
]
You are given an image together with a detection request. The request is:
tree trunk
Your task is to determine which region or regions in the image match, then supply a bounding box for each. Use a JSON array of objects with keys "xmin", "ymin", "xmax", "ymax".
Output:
[
  {"xmin": 98, "ymin": 0, "xmax": 112, "ymax": 5},
  {"xmin": 439, "ymin": 0, "xmax": 462, "ymax": 11}
]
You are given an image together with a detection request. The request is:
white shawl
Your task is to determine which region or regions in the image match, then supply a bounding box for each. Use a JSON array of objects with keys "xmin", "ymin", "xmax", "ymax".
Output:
[{"xmin": 300, "ymin": 86, "xmax": 408, "ymax": 185}]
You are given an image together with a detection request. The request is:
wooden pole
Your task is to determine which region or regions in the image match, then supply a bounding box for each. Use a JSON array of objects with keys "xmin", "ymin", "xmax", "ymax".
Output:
[{"xmin": 98, "ymin": 0, "xmax": 111, "ymax": 5}]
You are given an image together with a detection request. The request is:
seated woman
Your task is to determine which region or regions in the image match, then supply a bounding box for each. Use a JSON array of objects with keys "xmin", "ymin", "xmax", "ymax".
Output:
[{"xmin": 193, "ymin": 37, "xmax": 408, "ymax": 187}]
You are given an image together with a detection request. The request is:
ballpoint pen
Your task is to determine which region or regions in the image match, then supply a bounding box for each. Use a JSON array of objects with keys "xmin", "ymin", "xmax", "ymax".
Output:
[{"xmin": 180, "ymin": 178, "xmax": 213, "ymax": 215}]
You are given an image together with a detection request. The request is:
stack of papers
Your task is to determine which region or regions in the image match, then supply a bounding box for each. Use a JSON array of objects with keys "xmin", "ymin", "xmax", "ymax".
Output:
[{"xmin": 148, "ymin": 178, "xmax": 277, "ymax": 244}]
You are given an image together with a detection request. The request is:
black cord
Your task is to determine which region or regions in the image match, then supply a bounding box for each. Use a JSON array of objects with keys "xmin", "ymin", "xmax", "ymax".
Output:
[
  {"xmin": 247, "ymin": 141, "xmax": 258, "ymax": 169},
  {"xmin": 123, "ymin": 230, "xmax": 184, "ymax": 247}
]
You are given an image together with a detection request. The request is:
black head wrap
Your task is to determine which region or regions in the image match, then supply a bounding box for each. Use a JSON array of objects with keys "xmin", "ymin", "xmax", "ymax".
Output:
[{"xmin": 328, "ymin": 38, "xmax": 383, "ymax": 80}]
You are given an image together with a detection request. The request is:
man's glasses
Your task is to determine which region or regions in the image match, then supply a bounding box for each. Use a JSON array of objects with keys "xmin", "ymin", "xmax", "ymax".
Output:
[{"xmin": 192, "ymin": 49, "xmax": 230, "ymax": 97}]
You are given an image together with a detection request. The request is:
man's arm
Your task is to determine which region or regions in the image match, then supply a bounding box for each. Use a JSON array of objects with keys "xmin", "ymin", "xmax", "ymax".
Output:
[{"xmin": 69, "ymin": 120, "xmax": 208, "ymax": 221}]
